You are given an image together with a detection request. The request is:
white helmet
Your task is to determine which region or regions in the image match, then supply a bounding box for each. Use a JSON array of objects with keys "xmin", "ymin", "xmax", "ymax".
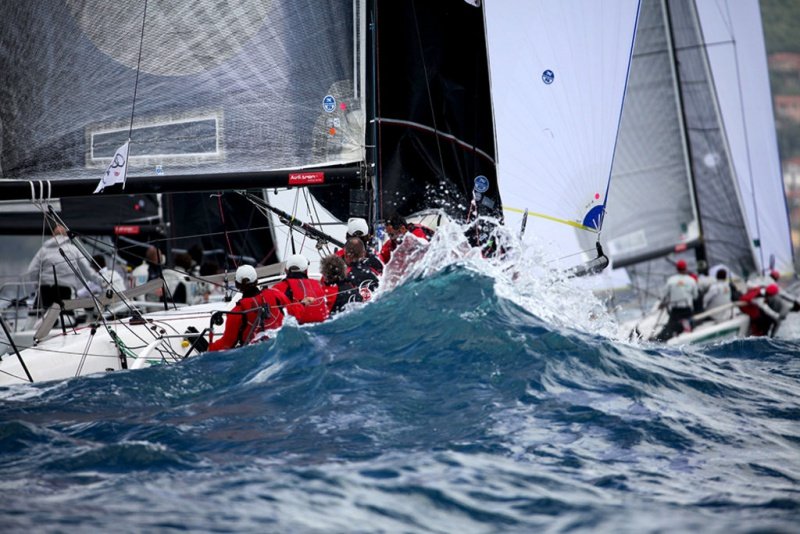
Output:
[
  {"xmin": 235, "ymin": 265, "xmax": 258, "ymax": 285},
  {"xmin": 347, "ymin": 217, "xmax": 369, "ymax": 237},
  {"xmin": 286, "ymin": 254, "xmax": 309, "ymax": 272}
]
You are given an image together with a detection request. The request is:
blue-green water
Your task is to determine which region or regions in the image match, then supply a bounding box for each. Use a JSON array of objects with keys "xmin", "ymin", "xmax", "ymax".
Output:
[{"xmin": 1, "ymin": 268, "xmax": 798, "ymax": 532}]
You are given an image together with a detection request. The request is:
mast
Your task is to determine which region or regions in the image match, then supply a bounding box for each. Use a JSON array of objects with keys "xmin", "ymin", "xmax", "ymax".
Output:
[
  {"xmin": 662, "ymin": 0, "xmax": 707, "ymax": 266},
  {"xmin": 366, "ymin": 0, "xmax": 380, "ymax": 229}
]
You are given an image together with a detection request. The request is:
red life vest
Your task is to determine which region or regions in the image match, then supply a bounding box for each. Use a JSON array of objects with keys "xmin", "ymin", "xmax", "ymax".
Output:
[
  {"xmin": 209, "ymin": 289, "xmax": 288, "ymax": 352},
  {"xmin": 236, "ymin": 290, "xmax": 288, "ymax": 344},
  {"xmin": 739, "ymin": 287, "xmax": 763, "ymax": 320},
  {"xmin": 272, "ymin": 277, "xmax": 329, "ymax": 324}
]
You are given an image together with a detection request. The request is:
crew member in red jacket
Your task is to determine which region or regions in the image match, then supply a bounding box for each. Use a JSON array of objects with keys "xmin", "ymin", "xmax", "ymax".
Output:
[
  {"xmin": 209, "ymin": 265, "xmax": 289, "ymax": 351},
  {"xmin": 379, "ymin": 213, "xmax": 433, "ymax": 264},
  {"xmin": 739, "ymin": 283, "xmax": 782, "ymax": 337},
  {"xmin": 271, "ymin": 254, "xmax": 329, "ymax": 324}
]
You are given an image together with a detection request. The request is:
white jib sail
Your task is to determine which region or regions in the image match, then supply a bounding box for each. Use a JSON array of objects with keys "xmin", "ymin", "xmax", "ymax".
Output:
[{"xmin": 485, "ymin": 0, "xmax": 640, "ymax": 269}]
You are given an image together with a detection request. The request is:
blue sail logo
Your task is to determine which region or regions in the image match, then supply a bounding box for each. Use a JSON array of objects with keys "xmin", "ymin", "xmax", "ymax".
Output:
[
  {"xmin": 542, "ymin": 69, "xmax": 555, "ymax": 85},
  {"xmin": 474, "ymin": 175, "xmax": 489, "ymax": 193}
]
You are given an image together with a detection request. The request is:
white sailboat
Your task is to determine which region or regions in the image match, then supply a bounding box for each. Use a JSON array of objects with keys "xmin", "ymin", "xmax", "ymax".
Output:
[
  {"xmin": 601, "ymin": 0, "xmax": 794, "ymax": 344},
  {"xmin": 0, "ymin": 0, "xmax": 655, "ymax": 385},
  {"xmin": 0, "ymin": 0, "xmax": 511, "ymax": 384},
  {"xmin": 0, "ymin": 0, "xmax": 366, "ymax": 384}
]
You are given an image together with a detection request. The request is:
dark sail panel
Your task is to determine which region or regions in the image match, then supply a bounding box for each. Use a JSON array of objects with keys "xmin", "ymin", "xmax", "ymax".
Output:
[
  {"xmin": 372, "ymin": 0, "xmax": 500, "ymax": 220},
  {"xmin": 166, "ymin": 192, "xmax": 278, "ymax": 270}
]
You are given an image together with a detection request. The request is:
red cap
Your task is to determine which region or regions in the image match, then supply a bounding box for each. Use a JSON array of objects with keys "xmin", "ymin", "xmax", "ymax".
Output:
[
  {"xmin": 676, "ymin": 259, "xmax": 687, "ymax": 271},
  {"xmin": 766, "ymin": 283, "xmax": 779, "ymax": 297},
  {"xmin": 770, "ymin": 270, "xmax": 780, "ymax": 281}
]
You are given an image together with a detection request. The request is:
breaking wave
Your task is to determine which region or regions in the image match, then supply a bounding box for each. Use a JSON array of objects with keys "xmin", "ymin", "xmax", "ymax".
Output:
[{"xmin": 0, "ymin": 227, "xmax": 798, "ymax": 532}]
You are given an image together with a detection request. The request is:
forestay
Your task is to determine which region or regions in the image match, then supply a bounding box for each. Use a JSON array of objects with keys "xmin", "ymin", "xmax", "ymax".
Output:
[{"xmin": 485, "ymin": 0, "xmax": 640, "ymax": 269}]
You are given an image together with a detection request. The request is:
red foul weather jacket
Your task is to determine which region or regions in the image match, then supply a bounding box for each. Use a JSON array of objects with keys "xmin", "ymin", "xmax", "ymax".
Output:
[
  {"xmin": 209, "ymin": 288, "xmax": 290, "ymax": 351},
  {"xmin": 271, "ymin": 275, "xmax": 330, "ymax": 324}
]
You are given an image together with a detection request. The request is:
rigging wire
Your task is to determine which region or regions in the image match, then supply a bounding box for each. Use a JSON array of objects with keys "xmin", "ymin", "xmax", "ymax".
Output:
[{"xmin": 215, "ymin": 193, "xmax": 239, "ymax": 271}]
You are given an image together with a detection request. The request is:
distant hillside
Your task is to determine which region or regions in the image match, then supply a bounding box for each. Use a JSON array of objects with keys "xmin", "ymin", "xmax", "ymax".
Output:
[
  {"xmin": 761, "ymin": 0, "xmax": 800, "ymax": 161},
  {"xmin": 761, "ymin": 0, "xmax": 800, "ymax": 54}
]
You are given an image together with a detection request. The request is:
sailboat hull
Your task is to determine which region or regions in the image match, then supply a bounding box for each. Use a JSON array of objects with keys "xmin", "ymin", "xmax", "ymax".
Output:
[
  {"xmin": 0, "ymin": 301, "xmax": 233, "ymax": 386},
  {"xmin": 623, "ymin": 310, "xmax": 750, "ymax": 346}
]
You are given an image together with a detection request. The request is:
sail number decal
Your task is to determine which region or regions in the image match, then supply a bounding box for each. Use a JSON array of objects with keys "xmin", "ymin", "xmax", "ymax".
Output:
[
  {"xmin": 289, "ymin": 172, "xmax": 325, "ymax": 185},
  {"xmin": 542, "ymin": 69, "xmax": 555, "ymax": 85}
]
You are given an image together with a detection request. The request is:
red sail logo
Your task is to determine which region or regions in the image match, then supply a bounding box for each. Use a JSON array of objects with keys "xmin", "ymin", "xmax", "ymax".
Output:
[
  {"xmin": 289, "ymin": 172, "xmax": 325, "ymax": 185},
  {"xmin": 114, "ymin": 225, "xmax": 141, "ymax": 235}
]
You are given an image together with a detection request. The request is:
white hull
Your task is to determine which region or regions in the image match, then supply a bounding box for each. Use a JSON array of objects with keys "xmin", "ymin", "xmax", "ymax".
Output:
[
  {"xmin": 0, "ymin": 301, "xmax": 233, "ymax": 386},
  {"xmin": 621, "ymin": 307, "xmax": 750, "ymax": 346}
]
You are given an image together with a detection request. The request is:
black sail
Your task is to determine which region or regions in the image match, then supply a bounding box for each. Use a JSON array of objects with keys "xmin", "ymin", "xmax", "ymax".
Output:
[{"xmin": 371, "ymin": 0, "xmax": 501, "ymax": 221}]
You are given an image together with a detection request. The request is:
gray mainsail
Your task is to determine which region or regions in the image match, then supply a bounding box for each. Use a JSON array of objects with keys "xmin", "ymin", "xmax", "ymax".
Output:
[
  {"xmin": 602, "ymin": 0, "xmax": 701, "ymax": 269},
  {"xmin": 603, "ymin": 0, "xmax": 758, "ymax": 280},
  {"xmin": 0, "ymin": 0, "xmax": 365, "ymax": 182}
]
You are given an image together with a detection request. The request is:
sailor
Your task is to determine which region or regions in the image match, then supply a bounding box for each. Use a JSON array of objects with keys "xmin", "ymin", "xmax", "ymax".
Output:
[
  {"xmin": 208, "ymin": 265, "xmax": 289, "ymax": 351},
  {"xmin": 320, "ymin": 254, "xmax": 358, "ymax": 315},
  {"xmin": 164, "ymin": 252, "xmax": 196, "ymax": 304},
  {"xmin": 700, "ymin": 268, "xmax": 733, "ymax": 323},
  {"xmin": 694, "ymin": 260, "xmax": 713, "ymax": 312},
  {"xmin": 336, "ymin": 218, "xmax": 384, "ymax": 275},
  {"xmin": 344, "ymin": 237, "xmax": 380, "ymax": 302},
  {"xmin": 131, "ymin": 245, "xmax": 165, "ymax": 285},
  {"xmin": 270, "ymin": 254, "xmax": 329, "ymax": 324},
  {"xmin": 24, "ymin": 225, "xmax": 104, "ymax": 309},
  {"xmin": 131, "ymin": 245, "xmax": 166, "ymax": 302},
  {"xmin": 379, "ymin": 213, "xmax": 433, "ymax": 264},
  {"xmin": 738, "ymin": 283, "xmax": 783, "ymax": 337},
  {"xmin": 655, "ymin": 259, "xmax": 699, "ymax": 341},
  {"xmin": 75, "ymin": 254, "xmax": 128, "ymax": 299}
]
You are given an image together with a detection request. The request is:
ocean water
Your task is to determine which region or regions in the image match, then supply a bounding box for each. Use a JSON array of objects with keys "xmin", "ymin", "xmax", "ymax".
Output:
[{"xmin": 1, "ymin": 230, "xmax": 799, "ymax": 532}]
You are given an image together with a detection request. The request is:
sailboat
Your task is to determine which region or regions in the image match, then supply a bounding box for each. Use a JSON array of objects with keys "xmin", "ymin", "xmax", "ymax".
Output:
[
  {"xmin": 0, "ymin": 0, "xmax": 643, "ymax": 384},
  {"xmin": 598, "ymin": 0, "xmax": 795, "ymax": 344}
]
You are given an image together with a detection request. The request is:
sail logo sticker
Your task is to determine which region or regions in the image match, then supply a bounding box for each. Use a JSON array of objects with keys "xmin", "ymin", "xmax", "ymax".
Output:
[
  {"xmin": 114, "ymin": 225, "xmax": 141, "ymax": 235},
  {"xmin": 542, "ymin": 69, "xmax": 555, "ymax": 85},
  {"xmin": 110, "ymin": 153, "xmax": 125, "ymax": 176},
  {"xmin": 473, "ymin": 175, "xmax": 490, "ymax": 193},
  {"xmin": 323, "ymin": 95, "xmax": 336, "ymax": 113},
  {"xmin": 289, "ymin": 172, "xmax": 325, "ymax": 185}
]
